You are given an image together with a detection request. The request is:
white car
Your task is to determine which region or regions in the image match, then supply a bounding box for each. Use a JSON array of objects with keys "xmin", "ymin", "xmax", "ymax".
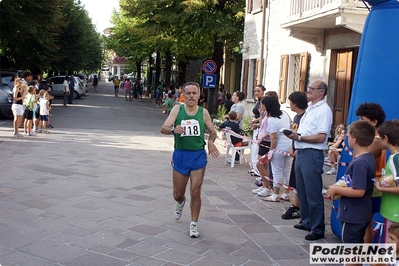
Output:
[{"xmin": 48, "ymin": 76, "xmax": 85, "ymax": 99}]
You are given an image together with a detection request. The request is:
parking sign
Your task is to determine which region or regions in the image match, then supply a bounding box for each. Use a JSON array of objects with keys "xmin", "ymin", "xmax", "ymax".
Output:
[{"xmin": 202, "ymin": 74, "xmax": 216, "ymax": 88}]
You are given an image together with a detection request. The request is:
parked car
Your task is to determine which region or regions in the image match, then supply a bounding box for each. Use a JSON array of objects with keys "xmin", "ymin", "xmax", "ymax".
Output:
[
  {"xmin": 48, "ymin": 76, "xmax": 85, "ymax": 99},
  {"xmin": 75, "ymin": 74, "xmax": 89, "ymax": 92},
  {"xmin": 0, "ymin": 83, "xmax": 13, "ymax": 118},
  {"xmin": 0, "ymin": 69, "xmax": 24, "ymax": 86}
]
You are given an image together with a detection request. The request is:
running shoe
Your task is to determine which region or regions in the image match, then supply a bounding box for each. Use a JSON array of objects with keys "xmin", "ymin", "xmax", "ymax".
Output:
[
  {"xmin": 190, "ymin": 223, "xmax": 200, "ymax": 238},
  {"xmin": 174, "ymin": 200, "xmax": 185, "ymax": 220}
]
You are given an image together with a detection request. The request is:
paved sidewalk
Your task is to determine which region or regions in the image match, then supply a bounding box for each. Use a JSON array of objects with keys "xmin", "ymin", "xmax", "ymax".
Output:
[{"xmin": 0, "ymin": 82, "xmax": 340, "ymax": 266}]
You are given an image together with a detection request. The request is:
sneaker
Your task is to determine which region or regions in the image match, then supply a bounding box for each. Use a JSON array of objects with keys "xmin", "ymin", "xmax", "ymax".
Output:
[
  {"xmin": 190, "ymin": 223, "xmax": 200, "ymax": 238},
  {"xmin": 281, "ymin": 206, "xmax": 301, "ymax": 219},
  {"xmin": 256, "ymin": 177, "xmax": 262, "ymax": 181},
  {"xmin": 326, "ymin": 168, "xmax": 337, "ymax": 175},
  {"xmin": 48, "ymin": 125, "xmax": 54, "ymax": 128},
  {"xmin": 174, "ymin": 200, "xmax": 185, "ymax": 220},
  {"xmin": 43, "ymin": 130, "xmax": 49, "ymax": 134},
  {"xmin": 257, "ymin": 187, "xmax": 272, "ymax": 197},
  {"xmin": 13, "ymin": 132, "xmax": 22, "ymax": 137},
  {"xmin": 28, "ymin": 132, "xmax": 36, "ymax": 136},
  {"xmin": 252, "ymin": 186, "xmax": 264, "ymax": 194}
]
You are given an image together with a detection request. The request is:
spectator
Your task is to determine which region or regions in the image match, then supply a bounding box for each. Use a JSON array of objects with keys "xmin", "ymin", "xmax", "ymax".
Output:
[
  {"xmin": 63, "ymin": 76, "xmax": 69, "ymax": 107},
  {"xmin": 262, "ymin": 96, "xmax": 293, "ymax": 202},
  {"xmin": 326, "ymin": 125, "xmax": 346, "ymax": 175},
  {"xmin": 281, "ymin": 91, "xmax": 308, "ymax": 219},
  {"xmin": 68, "ymin": 75, "xmax": 75, "ymax": 104},
  {"xmin": 11, "ymin": 78, "xmax": 24, "ymax": 137},
  {"xmin": 327, "ymin": 121, "xmax": 376, "ymax": 244},
  {"xmin": 249, "ymin": 85, "xmax": 266, "ymax": 177},
  {"xmin": 286, "ymin": 79, "xmax": 332, "ymax": 241},
  {"xmin": 223, "ymin": 91, "xmax": 245, "ymax": 130},
  {"xmin": 93, "ymin": 75, "xmax": 98, "ymax": 93},
  {"xmin": 356, "ymin": 102, "xmax": 386, "ymax": 243}
]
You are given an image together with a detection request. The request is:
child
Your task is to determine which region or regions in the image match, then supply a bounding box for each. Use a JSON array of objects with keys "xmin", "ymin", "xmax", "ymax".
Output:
[
  {"xmin": 219, "ymin": 111, "xmax": 242, "ymax": 163},
  {"xmin": 38, "ymin": 92, "xmax": 51, "ymax": 133},
  {"xmin": 372, "ymin": 222, "xmax": 399, "ymax": 266},
  {"xmin": 327, "ymin": 120, "xmax": 376, "ymax": 245},
  {"xmin": 165, "ymin": 92, "xmax": 174, "ymax": 116},
  {"xmin": 23, "ymin": 86, "xmax": 37, "ymax": 136},
  {"xmin": 326, "ymin": 124, "xmax": 346, "ymax": 175},
  {"xmin": 387, "ymin": 223, "xmax": 399, "ymax": 262},
  {"xmin": 374, "ymin": 119, "xmax": 399, "ymax": 242},
  {"xmin": 356, "ymin": 102, "xmax": 387, "ymax": 243}
]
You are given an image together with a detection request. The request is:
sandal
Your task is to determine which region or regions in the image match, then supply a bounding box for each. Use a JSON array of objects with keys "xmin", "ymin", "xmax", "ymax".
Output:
[
  {"xmin": 264, "ymin": 194, "xmax": 280, "ymax": 202},
  {"xmin": 280, "ymin": 193, "xmax": 290, "ymax": 201}
]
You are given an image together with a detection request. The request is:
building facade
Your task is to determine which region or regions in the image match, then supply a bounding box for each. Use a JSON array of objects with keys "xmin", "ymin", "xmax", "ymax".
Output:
[{"xmin": 242, "ymin": 0, "xmax": 369, "ymax": 127}]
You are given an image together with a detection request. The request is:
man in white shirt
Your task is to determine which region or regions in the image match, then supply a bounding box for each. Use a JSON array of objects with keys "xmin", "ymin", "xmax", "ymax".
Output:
[{"xmin": 287, "ymin": 79, "xmax": 332, "ymax": 241}]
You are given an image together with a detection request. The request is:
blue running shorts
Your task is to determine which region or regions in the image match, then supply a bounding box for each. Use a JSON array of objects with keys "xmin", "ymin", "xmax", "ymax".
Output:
[{"xmin": 172, "ymin": 149, "xmax": 207, "ymax": 176}]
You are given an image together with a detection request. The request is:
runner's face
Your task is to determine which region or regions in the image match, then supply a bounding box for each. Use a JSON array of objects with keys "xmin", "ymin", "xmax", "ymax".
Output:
[{"xmin": 183, "ymin": 85, "xmax": 199, "ymax": 106}]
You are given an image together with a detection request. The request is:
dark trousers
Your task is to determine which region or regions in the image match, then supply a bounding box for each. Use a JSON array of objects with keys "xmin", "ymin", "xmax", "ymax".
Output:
[{"xmin": 68, "ymin": 89, "xmax": 74, "ymax": 103}]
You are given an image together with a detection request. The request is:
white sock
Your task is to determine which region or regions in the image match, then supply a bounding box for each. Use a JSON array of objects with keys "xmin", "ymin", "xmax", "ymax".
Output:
[{"xmin": 190, "ymin": 221, "xmax": 197, "ymax": 226}]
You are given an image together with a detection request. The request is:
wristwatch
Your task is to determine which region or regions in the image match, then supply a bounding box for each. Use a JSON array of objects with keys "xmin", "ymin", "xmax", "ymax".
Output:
[
  {"xmin": 297, "ymin": 135, "xmax": 302, "ymax": 142},
  {"xmin": 171, "ymin": 126, "xmax": 175, "ymax": 134}
]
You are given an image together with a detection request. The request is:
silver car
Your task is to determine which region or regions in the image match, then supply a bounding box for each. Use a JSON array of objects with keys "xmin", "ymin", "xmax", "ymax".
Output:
[{"xmin": 48, "ymin": 76, "xmax": 85, "ymax": 99}]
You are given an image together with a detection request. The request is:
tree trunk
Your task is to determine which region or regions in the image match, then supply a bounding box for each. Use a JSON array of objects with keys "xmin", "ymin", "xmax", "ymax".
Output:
[
  {"xmin": 178, "ymin": 61, "xmax": 187, "ymax": 85},
  {"xmin": 147, "ymin": 54, "xmax": 153, "ymax": 97},
  {"xmin": 165, "ymin": 50, "xmax": 172, "ymax": 86},
  {"xmin": 155, "ymin": 51, "xmax": 161, "ymax": 87}
]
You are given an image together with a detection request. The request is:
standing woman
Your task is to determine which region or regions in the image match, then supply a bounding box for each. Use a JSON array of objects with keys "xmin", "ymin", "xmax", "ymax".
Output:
[
  {"xmin": 262, "ymin": 95, "xmax": 293, "ymax": 202},
  {"xmin": 11, "ymin": 78, "xmax": 25, "ymax": 137},
  {"xmin": 223, "ymin": 91, "xmax": 245, "ymax": 130},
  {"xmin": 249, "ymin": 85, "xmax": 266, "ymax": 175}
]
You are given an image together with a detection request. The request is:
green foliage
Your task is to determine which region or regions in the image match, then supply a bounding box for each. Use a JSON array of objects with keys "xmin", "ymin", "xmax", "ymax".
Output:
[
  {"xmin": 0, "ymin": 0, "xmax": 103, "ymax": 73},
  {"xmin": 217, "ymin": 105, "xmax": 227, "ymax": 120},
  {"xmin": 109, "ymin": 0, "xmax": 245, "ymax": 65},
  {"xmin": 241, "ymin": 116, "xmax": 254, "ymax": 137}
]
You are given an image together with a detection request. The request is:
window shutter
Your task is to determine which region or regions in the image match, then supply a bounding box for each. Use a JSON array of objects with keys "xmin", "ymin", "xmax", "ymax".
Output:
[
  {"xmin": 255, "ymin": 58, "xmax": 261, "ymax": 86},
  {"xmin": 242, "ymin": 59, "xmax": 249, "ymax": 97},
  {"xmin": 279, "ymin": 54, "xmax": 289, "ymax": 103},
  {"xmin": 298, "ymin": 52, "xmax": 309, "ymax": 92}
]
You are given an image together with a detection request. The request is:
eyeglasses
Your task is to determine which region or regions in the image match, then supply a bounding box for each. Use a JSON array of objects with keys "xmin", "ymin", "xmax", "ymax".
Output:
[{"xmin": 307, "ymin": 86, "xmax": 324, "ymax": 93}]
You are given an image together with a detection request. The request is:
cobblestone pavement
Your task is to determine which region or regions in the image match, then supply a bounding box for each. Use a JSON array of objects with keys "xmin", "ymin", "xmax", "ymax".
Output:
[{"xmin": 0, "ymin": 82, "xmax": 340, "ymax": 266}]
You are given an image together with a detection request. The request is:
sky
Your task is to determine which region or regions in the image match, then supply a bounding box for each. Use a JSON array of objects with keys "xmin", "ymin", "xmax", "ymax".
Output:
[{"xmin": 80, "ymin": 0, "xmax": 120, "ymax": 33}]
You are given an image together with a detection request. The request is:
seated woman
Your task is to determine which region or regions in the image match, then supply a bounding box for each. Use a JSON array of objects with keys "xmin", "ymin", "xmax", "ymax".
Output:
[{"xmin": 326, "ymin": 125, "xmax": 346, "ymax": 175}]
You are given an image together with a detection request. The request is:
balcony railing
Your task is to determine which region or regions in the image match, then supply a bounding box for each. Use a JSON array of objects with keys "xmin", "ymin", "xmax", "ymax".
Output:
[{"xmin": 289, "ymin": 0, "xmax": 365, "ymax": 16}]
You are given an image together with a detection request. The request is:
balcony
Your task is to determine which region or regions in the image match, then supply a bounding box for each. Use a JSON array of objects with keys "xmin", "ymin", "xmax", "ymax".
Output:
[{"xmin": 281, "ymin": 0, "xmax": 369, "ymax": 33}]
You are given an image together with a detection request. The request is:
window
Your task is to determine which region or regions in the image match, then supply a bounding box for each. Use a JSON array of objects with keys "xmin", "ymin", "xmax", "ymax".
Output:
[
  {"xmin": 278, "ymin": 52, "xmax": 309, "ymax": 103},
  {"xmin": 247, "ymin": 0, "xmax": 263, "ymax": 13}
]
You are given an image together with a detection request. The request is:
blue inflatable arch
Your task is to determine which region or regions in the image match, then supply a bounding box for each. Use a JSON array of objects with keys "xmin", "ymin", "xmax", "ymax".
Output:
[{"xmin": 331, "ymin": 0, "xmax": 399, "ymax": 240}]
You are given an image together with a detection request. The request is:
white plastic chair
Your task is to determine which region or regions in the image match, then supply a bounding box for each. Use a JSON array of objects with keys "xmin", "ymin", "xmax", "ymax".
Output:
[{"xmin": 224, "ymin": 132, "xmax": 252, "ymax": 168}]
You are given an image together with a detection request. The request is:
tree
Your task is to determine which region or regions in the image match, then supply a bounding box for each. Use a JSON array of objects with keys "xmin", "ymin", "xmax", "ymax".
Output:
[
  {"xmin": 0, "ymin": 0, "xmax": 64, "ymax": 72},
  {"xmin": 0, "ymin": 0, "xmax": 103, "ymax": 74}
]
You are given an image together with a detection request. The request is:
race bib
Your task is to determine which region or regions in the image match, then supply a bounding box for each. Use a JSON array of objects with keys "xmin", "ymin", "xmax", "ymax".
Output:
[{"xmin": 181, "ymin": 119, "xmax": 200, "ymax": 137}]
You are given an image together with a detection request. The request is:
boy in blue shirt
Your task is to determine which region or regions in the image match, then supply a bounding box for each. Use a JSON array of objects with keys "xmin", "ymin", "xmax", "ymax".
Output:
[{"xmin": 327, "ymin": 120, "xmax": 376, "ymax": 243}]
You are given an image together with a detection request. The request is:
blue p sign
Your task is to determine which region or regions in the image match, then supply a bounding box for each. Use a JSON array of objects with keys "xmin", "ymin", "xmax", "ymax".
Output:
[{"xmin": 202, "ymin": 74, "xmax": 216, "ymax": 88}]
